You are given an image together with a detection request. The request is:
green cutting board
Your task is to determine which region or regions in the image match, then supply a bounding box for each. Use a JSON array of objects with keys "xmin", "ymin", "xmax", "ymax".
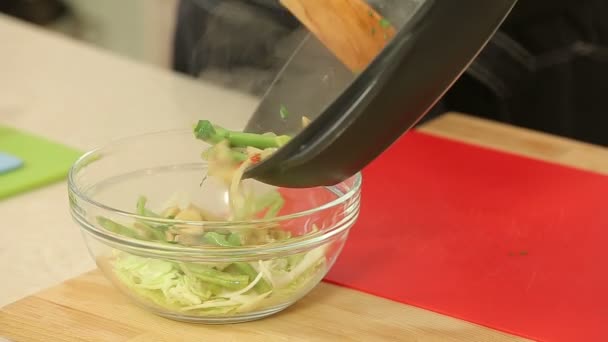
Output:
[{"xmin": 0, "ymin": 125, "xmax": 82, "ymax": 200}]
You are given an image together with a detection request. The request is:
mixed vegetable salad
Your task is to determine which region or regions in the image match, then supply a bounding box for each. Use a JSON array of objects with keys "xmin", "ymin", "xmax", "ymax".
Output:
[{"xmin": 95, "ymin": 119, "xmax": 329, "ymax": 316}]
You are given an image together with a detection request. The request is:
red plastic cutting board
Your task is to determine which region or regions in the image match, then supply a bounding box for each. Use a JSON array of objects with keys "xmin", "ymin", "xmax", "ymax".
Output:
[{"xmin": 323, "ymin": 131, "xmax": 608, "ymax": 342}]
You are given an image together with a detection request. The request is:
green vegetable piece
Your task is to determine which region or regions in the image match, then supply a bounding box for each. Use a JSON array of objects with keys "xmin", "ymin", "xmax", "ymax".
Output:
[
  {"xmin": 206, "ymin": 283, "xmax": 223, "ymax": 295},
  {"xmin": 379, "ymin": 18, "xmax": 391, "ymax": 28},
  {"xmin": 287, "ymin": 253, "xmax": 306, "ymax": 269},
  {"xmin": 194, "ymin": 120, "xmax": 291, "ymax": 149},
  {"xmin": 136, "ymin": 196, "xmax": 161, "ymax": 218},
  {"xmin": 226, "ymin": 131, "xmax": 290, "ymax": 149},
  {"xmin": 136, "ymin": 196, "xmax": 147, "ymax": 216},
  {"xmin": 194, "ymin": 120, "xmax": 221, "ymax": 144},
  {"xmin": 96, "ymin": 216, "xmax": 139, "ymax": 239},
  {"xmin": 264, "ymin": 197, "xmax": 285, "ymax": 219},
  {"xmin": 253, "ymin": 190, "xmax": 285, "ymax": 219},
  {"xmin": 181, "ymin": 263, "xmax": 249, "ymax": 290},
  {"xmin": 134, "ymin": 196, "xmax": 169, "ymax": 240},
  {"xmin": 279, "ymin": 105, "xmax": 290, "ymax": 120},
  {"xmin": 253, "ymin": 191, "xmax": 282, "ymax": 212},
  {"xmin": 230, "ymin": 150, "xmax": 248, "ymax": 162},
  {"xmin": 227, "ymin": 262, "xmax": 272, "ymax": 293},
  {"xmin": 203, "ymin": 232, "xmax": 240, "ymax": 247},
  {"xmin": 371, "ymin": 27, "xmax": 376, "ymax": 36},
  {"xmin": 133, "ymin": 222, "xmax": 166, "ymax": 241},
  {"xmin": 183, "ymin": 274, "xmax": 213, "ymax": 301},
  {"xmin": 227, "ymin": 233, "xmax": 242, "ymax": 246},
  {"xmin": 274, "ymin": 135, "xmax": 291, "ymax": 147}
]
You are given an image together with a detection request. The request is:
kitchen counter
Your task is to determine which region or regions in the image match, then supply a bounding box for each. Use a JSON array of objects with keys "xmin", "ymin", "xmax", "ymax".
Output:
[{"xmin": 0, "ymin": 13, "xmax": 258, "ymax": 307}]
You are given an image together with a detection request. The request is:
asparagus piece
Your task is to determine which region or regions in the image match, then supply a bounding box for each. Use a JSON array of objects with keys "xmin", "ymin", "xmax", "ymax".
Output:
[
  {"xmin": 96, "ymin": 217, "xmax": 139, "ymax": 239},
  {"xmin": 252, "ymin": 191, "xmax": 282, "ymax": 213},
  {"xmin": 97, "ymin": 215, "xmax": 166, "ymax": 241},
  {"xmin": 203, "ymin": 232, "xmax": 241, "ymax": 247},
  {"xmin": 193, "ymin": 120, "xmax": 225, "ymax": 144},
  {"xmin": 136, "ymin": 196, "xmax": 161, "ymax": 218},
  {"xmin": 254, "ymin": 191, "xmax": 285, "ymax": 219},
  {"xmin": 199, "ymin": 234, "xmax": 272, "ymax": 292},
  {"xmin": 180, "ymin": 263, "xmax": 250, "ymax": 290},
  {"xmin": 227, "ymin": 233, "xmax": 242, "ymax": 246},
  {"xmin": 226, "ymin": 263, "xmax": 272, "ymax": 293},
  {"xmin": 264, "ymin": 198, "xmax": 285, "ymax": 219},
  {"xmin": 134, "ymin": 196, "xmax": 171, "ymax": 238},
  {"xmin": 194, "ymin": 120, "xmax": 291, "ymax": 149}
]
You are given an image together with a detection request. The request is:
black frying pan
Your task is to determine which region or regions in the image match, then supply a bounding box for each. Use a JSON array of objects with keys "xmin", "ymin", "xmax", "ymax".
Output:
[{"xmin": 243, "ymin": 0, "xmax": 518, "ymax": 187}]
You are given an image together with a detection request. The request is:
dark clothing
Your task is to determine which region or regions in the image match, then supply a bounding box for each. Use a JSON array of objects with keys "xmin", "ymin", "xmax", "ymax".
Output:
[
  {"xmin": 172, "ymin": 0, "xmax": 608, "ymax": 146},
  {"xmin": 0, "ymin": 0, "xmax": 67, "ymax": 25},
  {"xmin": 443, "ymin": 0, "xmax": 608, "ymax": 146},
  {"xmin": 172, "ymin": 0, "xmax": 299, "ymax": 76}
]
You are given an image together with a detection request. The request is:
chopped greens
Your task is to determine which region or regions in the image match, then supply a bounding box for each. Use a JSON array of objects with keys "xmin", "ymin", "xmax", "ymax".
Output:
[
  {"xmin": 379, "ymin": 18, "xmax": 391, "ymax": 29},
  {"xmin": 279, "ymin": 105, "xmax": 290, "ymax": 120}
]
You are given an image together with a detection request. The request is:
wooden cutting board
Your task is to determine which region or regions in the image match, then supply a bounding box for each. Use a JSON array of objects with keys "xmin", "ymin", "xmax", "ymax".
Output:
[{"xmin": 0, "ymin": 270, "xmax": 528, "ymax": 342}]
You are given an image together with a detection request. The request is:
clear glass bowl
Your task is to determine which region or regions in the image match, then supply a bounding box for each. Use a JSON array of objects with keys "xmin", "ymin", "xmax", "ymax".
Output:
[{"xmin": 67, "ymin": 130, "xmax": 362, "ymax": 324}]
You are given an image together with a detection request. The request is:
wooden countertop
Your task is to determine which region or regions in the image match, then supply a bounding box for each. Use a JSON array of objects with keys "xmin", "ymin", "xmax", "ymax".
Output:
[{"xmin": 5, "ymin": 112, "xmax": 608, "ymax": 341}]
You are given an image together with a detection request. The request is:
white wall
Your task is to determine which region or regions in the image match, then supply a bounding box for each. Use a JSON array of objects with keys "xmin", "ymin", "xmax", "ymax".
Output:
[{"xmin": 62, "ymin": 0, "xmax": 179, "ymax": 68}]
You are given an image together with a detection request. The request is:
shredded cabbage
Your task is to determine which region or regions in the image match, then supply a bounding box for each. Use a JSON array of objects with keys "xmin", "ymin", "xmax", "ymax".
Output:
[{"xmin": 112, "ymin": 245, "xmax": 327, "ymax": 316}]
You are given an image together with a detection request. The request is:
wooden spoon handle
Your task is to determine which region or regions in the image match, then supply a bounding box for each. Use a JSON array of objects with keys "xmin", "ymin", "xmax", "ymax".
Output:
[{"xmin": 280, "ymin": 0, "xmax": 396, "ymax": 72}]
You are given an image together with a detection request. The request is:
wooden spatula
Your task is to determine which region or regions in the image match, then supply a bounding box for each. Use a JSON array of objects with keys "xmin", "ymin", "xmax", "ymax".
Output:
[
  {"xmin": 243, "ymin": 0, "xmax": 397, "ymax": 135},
  {"xmin": 280, "ymin": 0, "xmax": 396, "ymax": 72}
]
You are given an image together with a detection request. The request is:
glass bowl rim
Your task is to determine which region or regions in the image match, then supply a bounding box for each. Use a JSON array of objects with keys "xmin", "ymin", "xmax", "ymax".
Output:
[{"xmin": 68, "ymin": 128, "xmax": 362, "ymax": 256}]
